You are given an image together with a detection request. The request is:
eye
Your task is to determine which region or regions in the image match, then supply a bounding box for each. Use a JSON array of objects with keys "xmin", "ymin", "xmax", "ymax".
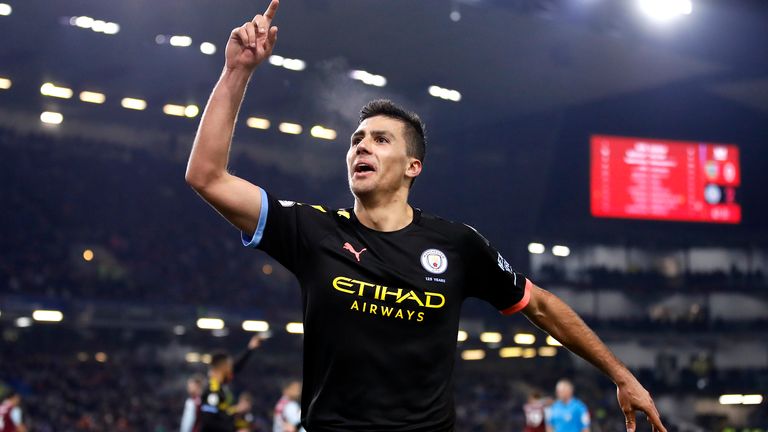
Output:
[
  {"xmin": 351, "ymin": 137, "xmax": 361, "ymax": 146},
  {"xmin": 375, "ymin": 136, "xmax": 389, "ymax": 143}
]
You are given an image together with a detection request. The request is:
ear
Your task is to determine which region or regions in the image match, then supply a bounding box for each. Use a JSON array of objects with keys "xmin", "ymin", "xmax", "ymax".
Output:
[{"xmin": 405, "ymin": 158, "xmax": 422, "ymax": 180}]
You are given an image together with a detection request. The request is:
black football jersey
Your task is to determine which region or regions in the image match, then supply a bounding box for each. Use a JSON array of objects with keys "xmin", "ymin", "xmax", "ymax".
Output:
[{"xmin": 242, "ymin": 189, "xmax": 531, "ymax": 432}]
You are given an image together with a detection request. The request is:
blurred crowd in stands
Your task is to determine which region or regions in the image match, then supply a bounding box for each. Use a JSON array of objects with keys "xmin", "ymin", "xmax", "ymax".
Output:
[{"xmin": 2, "ymin": 332, "xmax": 767, "ymax": 432}]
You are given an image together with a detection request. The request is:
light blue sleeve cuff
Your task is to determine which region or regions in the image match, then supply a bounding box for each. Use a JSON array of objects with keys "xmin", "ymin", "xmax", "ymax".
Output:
[{"xmin": 241, "ymin": 187, "xmax": 269, "ymax": 248}]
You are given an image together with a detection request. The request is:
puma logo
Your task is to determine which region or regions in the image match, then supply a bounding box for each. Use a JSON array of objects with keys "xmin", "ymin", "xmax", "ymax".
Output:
[{"xmin": 343, "ymin": 242, "xmax": 367, "ymax": 262}]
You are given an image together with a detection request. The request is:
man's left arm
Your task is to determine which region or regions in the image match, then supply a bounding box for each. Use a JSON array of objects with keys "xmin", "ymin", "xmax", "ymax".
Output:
[{"xmin": 522, "ymin": 284, "xmax": 666, "ymax": 432}]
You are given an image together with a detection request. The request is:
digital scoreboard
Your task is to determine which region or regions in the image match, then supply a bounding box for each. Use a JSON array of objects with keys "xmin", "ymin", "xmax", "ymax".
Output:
[{"xmin": 591, "ymin": 135, "xmax": 741, "ymax": 223}]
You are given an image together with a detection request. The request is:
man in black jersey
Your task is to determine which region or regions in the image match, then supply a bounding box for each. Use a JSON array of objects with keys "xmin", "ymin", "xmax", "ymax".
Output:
[
  {"xmin": 185, "ymin": 2, "xmax": 666, "ymax": 431},
  {"xmin": 199, "ymin": 336, "xmax": 261, "ymax": 432}
]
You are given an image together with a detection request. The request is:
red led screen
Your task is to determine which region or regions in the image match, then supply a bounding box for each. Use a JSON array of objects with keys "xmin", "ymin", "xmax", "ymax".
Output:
[{"xmin": 591, "ymin": 135, "xmax": 741, "ymax": 223}]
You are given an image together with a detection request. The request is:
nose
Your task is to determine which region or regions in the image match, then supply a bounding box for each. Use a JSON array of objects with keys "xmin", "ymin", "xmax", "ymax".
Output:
[{"xmin": 355, "ymin": 138, "xmax": 372, "ymax": 155}]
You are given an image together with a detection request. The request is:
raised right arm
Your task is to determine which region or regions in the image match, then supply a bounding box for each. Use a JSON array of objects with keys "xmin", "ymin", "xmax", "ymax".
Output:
[{"xmin": 185, "ymin": 0, "xmax": 279, "ymax": 236}]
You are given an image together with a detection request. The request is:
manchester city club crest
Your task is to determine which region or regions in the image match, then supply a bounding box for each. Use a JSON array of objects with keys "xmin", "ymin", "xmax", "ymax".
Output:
[{"xmin": 420, "ymin": 249, "xmax": 448, "ymax": 274}]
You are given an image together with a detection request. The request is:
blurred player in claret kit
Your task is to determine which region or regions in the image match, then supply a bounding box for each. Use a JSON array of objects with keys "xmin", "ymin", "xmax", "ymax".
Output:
[
  {"xmin": 185, "ymin": 1, "xmax": 667, "ymax": 431},
  {"xmin": 0, "ymin": 392, "xmax": 26, "ymax": 432},
  {"xmin": 198, "ymin": 336, "xmax": 261, "ymax": 432},
  {"xmin": 273, "ymin": 380, "xmax": 302, "ymax": 432},
  {"xmin": 180, "ymin": 374, "xmax": 205, "ymax": 432},
  {"xmin": 523, "ymin": 390, "xmax": 550, "ymax": 432}
]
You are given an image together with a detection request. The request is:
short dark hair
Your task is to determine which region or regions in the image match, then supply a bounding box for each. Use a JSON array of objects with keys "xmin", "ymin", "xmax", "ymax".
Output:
[
  {"xmin": 359, "ymin": 99, "xmax": 426, "ymax": 163},
  {"xmin": 210, "ymin": 351, "xmax": 230, "ymax": 368}
]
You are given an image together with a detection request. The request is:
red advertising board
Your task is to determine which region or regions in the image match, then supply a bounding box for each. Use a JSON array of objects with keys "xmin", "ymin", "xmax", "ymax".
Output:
[{"xmin": 591, "ymin": 135, "xmax": 741, "ymax": 223}]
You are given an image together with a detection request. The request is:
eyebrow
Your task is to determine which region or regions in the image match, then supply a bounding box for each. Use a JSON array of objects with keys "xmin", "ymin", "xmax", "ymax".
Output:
[{"xmin": 351, "ymin": 129, "xmax": 396, "ymax": 139}]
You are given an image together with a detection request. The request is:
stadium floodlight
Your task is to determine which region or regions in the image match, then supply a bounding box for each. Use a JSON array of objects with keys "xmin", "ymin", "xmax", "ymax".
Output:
[
  {"xmin": 201, "ymin": 354, "xmax": 212, "ymax": 364},
  {"xmin": 269, "ymin": 55, "xmax": 285, "ymax": 66},
  {"xmin": 310, "ymin": 125, "xmax": 337, "ymax": 140},
  {"xmin": 552, "ymin": 245, "xmax": 571, "ymax": 257},
  {"xmin": 349, "ymin": 70, "xmax": 387, "ymax": 87},
  {"xmin": 461, "ymin": 349, "xmax": 485, "ymax": 360},
  {"xmin": 15, "ymin": 317, "xmax": 32, "ymax": 328},
  {"xmin": 538, "ymin": 346, "xmax": 557, "ymax": 357},
  {"xmin": 479, "ymin": 331, "xmax": 503, "ymax": 344},
  {"xmin": 514, "ymin": 333, "xmax": 536, "ymax": 345},
  {"xmin": 102, "ymin": 22, "xmax": 120, "ymax": 35},
  {"xmin": 40, "ymin": 83, "xmax": 73, "ymax": 99},
  {"xmin": 499, "ymin": 347, "xmax": 523, "ymax": 358},
  {"xmin": 0, "ymin": 77, "xmax": 10, "ymax": 89},
  {"xmin": 40, "ymin": 111, "xmax": 63, "ymax": 125},
  {"xmin": 286, "ymin": 322, "xmax": 304, "ymax": 334},
  {"xmin": 184, "ymin": 105, "xmax": 199, "ymax": 118},
  {"xmin": 82, "ymin": 249, "xmax": 94, "ymax": 261},
  {"xmin": 0, "ymin": 3, "xmax": 11, "ymax": 16},
  {"xmin": 247, "ymin": 117, "xmax": 270, "ymax": 129},
  {"xmin": 32, "ymin": 310, "xmax": 64, "ymax": 322},
  {"xmin": 719, "ymin": 394, "xmax": 743, "ymax": 405},
  {"xmin": 74, "ymin": 16, "xmax": 94, "ymax": 28},
  {"xmin": 242, "ymin": 320, "xmax": 270, "ymax": 332},
  {"xmin": 742, "ymin": 395, "xmax": 763, "ymax": 405},
  {"xmin": 95, "ymin": 352, "xmax": 108, "ymax": 362},
  {"xmin": 528, "ymin": 242, "xmax": 545, "ymax": 254},
  {"xmin": 268, "ymin": 55, "xmax": 305, "ymax": 71},
  {"xmin": 169, "ymin": 35, "xmax": 192, "ymax": 47},
  {"xmin": 428, "ymin": 85, "xmax": 461, "ymax": 102},
  {"xmin": 91, "ymin": 20, "xmax": 106, "ymax": 33},
  {"xmin": 279, "ymin": 122, "xmax": 302, "ymax": 135},
  {"xmin": 457, "ymin": 330, "xmax": 468, "ymax": 342},
  {"xmin": 79, "ymin": 91, "xmax": 106, "ymax": 104},
  {"xmin": 121, "ymin": 97, "xmax": 147, "ymax": 110},
  {"xmin": 196, "ymin": 317, "xmax": 224, "ymax": 330},
  {"xmin": 282, "ymin": 58, "xmax": 306, "ymax": 71},
  {"xmin": 546, "ymin": 335, "xmax": 563, "ymax": 346},
  {"xmin": 637, "ymin": 0, "xmax": 692, "ymax": 22},
  {"xmin": 522, "ymin": 348, "xmax": 537, "ymax": 358},
  {"xmin": 185, "ymin": 352, "xmax": 201, "ymax": 363},
  {"xmin": 163, "ymin": 104, "xmax": 186, "ymax": 117},
  {"xmin": 200, "ymin": 42, "xmax": 216, "ymax": 55}
]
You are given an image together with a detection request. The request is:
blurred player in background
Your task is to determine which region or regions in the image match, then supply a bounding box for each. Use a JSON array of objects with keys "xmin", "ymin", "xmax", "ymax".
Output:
[
  {"xmin": 523, "ymin": 390, "xmax": 550, "ymax": 432},
  {"xmin": 185, "ymin": 1, "xmax": 666, "ymax": 431},
  {"xmin": 273, "ymin": 380, "xmax": 302, "ymax": 432},
  {"xmin": 234, "ymin": 392, "xmax": 255, "ymax": 432},
  {"xmin": 199, "ymin": 336, "xmax": 261, "ymax": 432},
  {"xmin": 0, "ymin": 392, "xmax": 26, "ymax": 432},
  {"xmin": 547, "ymin": 380, "xmax": 590, "ymax": 432},
  {"xmin": 181, "ymin": 374, "xmax": 205, "ymax": 432}
]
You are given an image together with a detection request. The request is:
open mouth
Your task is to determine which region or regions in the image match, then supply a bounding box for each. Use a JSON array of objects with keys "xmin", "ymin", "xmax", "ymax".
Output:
[{"xmin": 353, "ymin": 162, "xmax": 376, "ymax": 177}]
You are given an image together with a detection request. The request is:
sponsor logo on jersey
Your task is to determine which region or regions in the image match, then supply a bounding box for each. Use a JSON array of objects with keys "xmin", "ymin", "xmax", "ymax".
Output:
[
  {"xmin": 337, "ymin": 209, "xmax": 350, "ymax": 219},
  {"xmin": 342, "ymin": 242, "xmax": 367, "ymax": 262},
  {"xmin": 278, "ymin": 200, "xmax": 296, "ymax": 207},
  {"xmin": 207, "ymin": 393, "xmax": 220, "ymax": 407},
  {"xmin": 420, "ymin": 249, "xmax": 448, "ymax": 274},
  {"xmin": 333, "ymin": 276, "xmax": 445, "ymax": 308}
]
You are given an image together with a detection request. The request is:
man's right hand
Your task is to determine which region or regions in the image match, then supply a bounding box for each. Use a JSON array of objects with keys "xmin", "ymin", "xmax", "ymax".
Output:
[{"xmin": 226, "ymin": 0, "xmax": 280, "ymax": 71}]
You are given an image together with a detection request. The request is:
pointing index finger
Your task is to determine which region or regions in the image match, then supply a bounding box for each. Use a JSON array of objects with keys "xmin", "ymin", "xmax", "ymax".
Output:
[{"xmin": 264, "ymin": 0, "xmax": 279, "ymax": 21}]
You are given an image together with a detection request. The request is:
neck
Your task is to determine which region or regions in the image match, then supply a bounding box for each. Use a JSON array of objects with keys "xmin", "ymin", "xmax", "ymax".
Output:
[{"xmin": 353, "ymin": 188, "xmax": 413, "ymax": 232}]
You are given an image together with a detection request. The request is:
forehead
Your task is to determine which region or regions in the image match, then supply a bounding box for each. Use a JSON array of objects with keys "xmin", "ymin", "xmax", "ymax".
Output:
[{"xmin": 353, "ymin": 115, "xmax": 405, "ymax": 136}]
